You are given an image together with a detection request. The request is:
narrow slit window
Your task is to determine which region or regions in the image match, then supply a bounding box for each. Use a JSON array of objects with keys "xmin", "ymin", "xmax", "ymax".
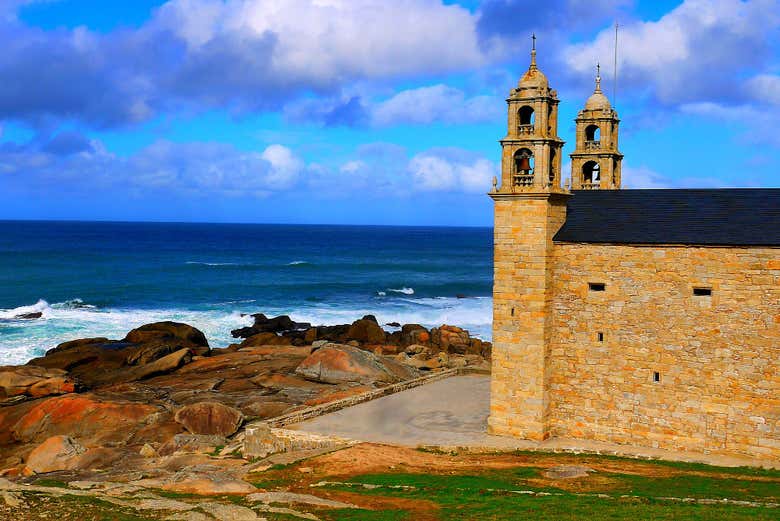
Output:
[
  {"xmin": 597, "ymin": 332, "xmax": 604, "ymax": 342},
  {"xmin": 653, "ymin": 371, "xmax": 661, "ymax": 383},
  {"xmin": 511, "ymin": 307, "xmax": 515, "ymax": 317},
  {"xmin": 693, "ymin": 287, "xmax": 712, "ymax": 296},
  {"xmin": 589, "ymin": 282, "xmax": 606, "ymax": 292}
]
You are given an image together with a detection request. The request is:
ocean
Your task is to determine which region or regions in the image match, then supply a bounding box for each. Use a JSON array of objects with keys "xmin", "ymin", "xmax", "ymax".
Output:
[{"xmin": 0, "ymin": 221, "xmax": 493, "ymax": 365}]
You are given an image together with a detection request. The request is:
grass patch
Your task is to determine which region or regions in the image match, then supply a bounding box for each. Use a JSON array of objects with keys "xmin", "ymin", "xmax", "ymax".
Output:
[
  {"xmin": 320, "ymin": 508, "xmax": 411, "ymax": 521},
  {"xmin": 32, "ymin": 478, "xmax": 69, "ymax": 488},
  {"xmin": 323, "ymin": 468, "xmax": 780, "ymax": 520},
  {"xmin": 210, "ymin": 444, "xmax": 226, "ymax": 456},
  {"xmin": 154, "ymin": 489, "xmax": 202, "ymax": 500},
  {"xmin": 613, "ymin": 473, "xmax": 780, "ymax": 501},
  {"xmin": 507, "ymin": 450, "xmax": 780, "ymax": 478}
]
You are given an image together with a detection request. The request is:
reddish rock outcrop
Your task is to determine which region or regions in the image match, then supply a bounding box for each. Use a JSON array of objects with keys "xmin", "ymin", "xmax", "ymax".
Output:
[
  {"xmin": 295, "ymin": 343, "xmax": 418, "ymax": 384},
  {"xmin": 28, "ymin": 324, "xmax": 206, "ymax": 388},
  {"xmin": 0, "ymin": 366, "xmax": 77, "ymax": 400},
  {"xmin": 345, "ymin": 316, "xmax": 387, "ymax": 345},
  {"xmin": 174, "ymin": 402, "xmax": 244, "ymax": 437},
  {"xmin": 12, "ymin": 394, "xmax": 160, "ymax": 445},
  {"xmin": 24, "ymin": 435, "xmax": 86, "ymax": 474},
  {"xmin": 124, "ymin": 322, "xmax": 209, "ymax": 355}
]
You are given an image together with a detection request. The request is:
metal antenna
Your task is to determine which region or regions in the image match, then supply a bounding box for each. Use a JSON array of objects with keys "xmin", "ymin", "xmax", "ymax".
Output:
[{"xmin": 613, "ymin": 22, "xmax": 619, "ymax": 108}]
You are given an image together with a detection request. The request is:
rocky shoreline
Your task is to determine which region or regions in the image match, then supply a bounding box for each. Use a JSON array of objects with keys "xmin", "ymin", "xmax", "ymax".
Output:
[{"xmin": 0, "ymin": 314, "xmax": 490, "ymax": 489}]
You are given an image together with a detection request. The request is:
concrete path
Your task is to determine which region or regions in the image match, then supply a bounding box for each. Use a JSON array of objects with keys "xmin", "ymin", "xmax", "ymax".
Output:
[
  {"xmin": 288, "ymin": 374, "xmax": 779, "ymax": 469},
  {"xmin": 289, "ymin": 375, "xmax": 524, "ymax": 449}
]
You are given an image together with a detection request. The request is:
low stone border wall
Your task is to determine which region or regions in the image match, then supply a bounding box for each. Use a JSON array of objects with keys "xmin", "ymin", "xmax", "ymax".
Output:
[{"xmin": 244, "ymin": 426, "xmax": 357, "ymax": 459}]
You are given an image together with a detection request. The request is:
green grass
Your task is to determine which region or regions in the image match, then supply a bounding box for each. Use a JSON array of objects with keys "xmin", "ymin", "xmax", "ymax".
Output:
[
  {"xmin": 320, "ymin": 508, "xmax": 411, "ymax": 521},
  {"xmin": 506, "ymin": 449, "xmax": 780, "ymax": 478},
  {"xmin": 32, "ymin": 478, "xmax": 69, "ymax": 488},
  {"xmin": 615, "ymin": 473, "xmax": 780, "ymax": 501},
  {"xmin": 319, "ymin": 468, "xmax": 780, "ymax": 521}
]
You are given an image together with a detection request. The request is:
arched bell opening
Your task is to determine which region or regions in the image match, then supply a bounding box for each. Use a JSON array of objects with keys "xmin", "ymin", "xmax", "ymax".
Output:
[
  {"xmin": 582, "ymin": 160, "xmax": 600, "ymax": 189},
  {"xmin": 513, "ymin": 148, "xmax": 534, "ymax": 187},
  {"xmin": 518, "ymin": 106, "xmax": 535, "ymax": 134},
  {"xmin": 585, "ymin": 124, "xmax": 601, "ymax": 149},
  {"xmin": 549, "ymin": 147, "xmax": 557, "ymax": 186}
]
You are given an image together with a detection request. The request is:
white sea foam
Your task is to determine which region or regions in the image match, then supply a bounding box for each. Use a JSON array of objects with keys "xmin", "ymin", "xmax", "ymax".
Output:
[
  {"xmin": 287, "ymin": 260, "xmax": 310, "ymax": 266},
  {"xmin": 185, "ymin": 261, "xmax": 239, "ymax": 266},
  {"xmin": 387, "ymin": 287, "xmax": 415, "ymax": 295},
  {"xmin": 376, "ymin": 291, "xmax": 387, "ymax": 296},
  {"xmin": 287, "ymin": 295, "xmax": 492, "ymax": 341},
  {"xmin": 0, "ymin": 300, "xmax": 254, "ymax": 365},
  {"xmin": 0, "ymin": 295, "xmax": 492, "ymax": 365},
  {"xmin": 0, "ymin": 299, "xmax": 51, "ymax": 320}
]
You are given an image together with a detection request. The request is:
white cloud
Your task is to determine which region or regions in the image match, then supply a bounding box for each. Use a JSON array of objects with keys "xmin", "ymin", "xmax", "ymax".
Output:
[
  {"xmin": 409, "ymin": 154, "xmax": 458, "ymax": 191},
  {"xmin": 565, "ymin": 0, "xmax": 780, "ymax": 104},
  {"xmin": 372, "ymin": 85, "xmax": 500, "ymax": 126},
  {"xmin": 746, "ymin": 74, "xmax": 780, "ymax": 106},
  {"xmin": 622, "ymin": 165, "xmax": 670, "ymax": 188},
  {"xmin": 409, "ymin": 152, "xmax": 496, "ymax": 193},
  {"xmin": 154, "ymin": 0, "xmax": 485, "ymax": 82},
  {"xmin": 261, "ymin": 144, "xmax": 303, "ymax": 189},
  {"xmin": 340, "ymin": 160, "xmax": 365, "ymax": 174}
]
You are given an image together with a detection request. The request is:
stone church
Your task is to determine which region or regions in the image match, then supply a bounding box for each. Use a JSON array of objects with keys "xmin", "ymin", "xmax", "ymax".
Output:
[{"xmin": 488, "ymin": 41, "xmax": 780, "ymax": 460}]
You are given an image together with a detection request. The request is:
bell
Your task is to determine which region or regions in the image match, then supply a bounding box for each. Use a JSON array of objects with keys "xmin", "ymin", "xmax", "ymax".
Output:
[{"xmin": 517, "ymin": 156, "xmax": 531, "ymax": 172}]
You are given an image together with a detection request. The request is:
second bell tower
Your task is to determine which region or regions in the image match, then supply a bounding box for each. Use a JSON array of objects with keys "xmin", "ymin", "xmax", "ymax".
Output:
[{"xmin": 570, "ymin": 65, "xmax": 623, "ymax": 189}]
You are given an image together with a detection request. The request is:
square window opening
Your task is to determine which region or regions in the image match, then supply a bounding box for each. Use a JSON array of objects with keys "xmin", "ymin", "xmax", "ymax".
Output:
[{"xmin": 589, "ymin": 283, "xmax": 606, "ymax": 292}]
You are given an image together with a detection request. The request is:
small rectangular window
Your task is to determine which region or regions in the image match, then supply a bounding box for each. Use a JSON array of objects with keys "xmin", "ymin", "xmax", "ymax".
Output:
[
  {"xmin": 511, "ymin": 307, "xmax": 515, "ymax": 317},
  {"xmin": 597, "ymin": 332, "xmax": 604, "ymax": 342},
  {"xmin": 693, "ymin": 287, "xmax": 712, "ymax": 296},
  {"xmin": 653, "ymin": 371, "xmax": 661, "ymax": 383},
  {"xmin": 589, "ymin": 283, "xmax": 606, "ymax": 292}
]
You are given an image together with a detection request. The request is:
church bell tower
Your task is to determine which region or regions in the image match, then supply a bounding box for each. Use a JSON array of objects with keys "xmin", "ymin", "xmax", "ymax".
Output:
[
  {"xmin": 494, "ymin": 35, "xmax": 565, "ymax": 194},
  {"xmin": 488, "ymin": 37, "xmax": 569, "ymax": 441},
  {"xmin": 570, "ymin": 65, "xmax": 623, "ymax": 189}
]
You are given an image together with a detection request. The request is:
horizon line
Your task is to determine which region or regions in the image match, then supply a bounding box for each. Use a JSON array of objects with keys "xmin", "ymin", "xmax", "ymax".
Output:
[{"xmin": 0, "ymin": 218, "xmax": 493, "ymax": 229}]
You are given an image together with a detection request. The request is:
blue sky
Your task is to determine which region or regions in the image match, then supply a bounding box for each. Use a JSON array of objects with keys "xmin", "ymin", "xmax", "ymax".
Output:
[{"xmin": 0, "ymin": 0, "xmax": 778, "ymax": 225}]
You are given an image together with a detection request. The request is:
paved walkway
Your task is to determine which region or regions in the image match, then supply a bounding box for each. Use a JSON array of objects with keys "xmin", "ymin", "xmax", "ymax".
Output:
[
  {"xmin": 290, "ymin": 375, "xmax": 520, "ymax": 448},
  {"xmin": 289, "ymin": 374, "xmax": 779, "ymax": 469}
]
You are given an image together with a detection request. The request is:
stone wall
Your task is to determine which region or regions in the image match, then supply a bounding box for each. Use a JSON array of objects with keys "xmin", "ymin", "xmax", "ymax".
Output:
[
  {"xmin": 488, "ymin": 193, "xmax": 568, "ymax": 440},
  {"xmin": 548, "ymin": 243, "xmax": 780, "ymax": 459}
]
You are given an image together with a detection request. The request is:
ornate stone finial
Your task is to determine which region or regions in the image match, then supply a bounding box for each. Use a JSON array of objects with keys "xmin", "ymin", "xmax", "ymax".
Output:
[
  {"xmin": 595, "ymin": 63, "xmax": 602, "ymax": 93},
  {"xmin": 492, "ymin": 175, "xmax": 498, "ymax": 193},
  {"xmin": 530, "ymin": 33, "xmax": 537, "ymax": 70}
]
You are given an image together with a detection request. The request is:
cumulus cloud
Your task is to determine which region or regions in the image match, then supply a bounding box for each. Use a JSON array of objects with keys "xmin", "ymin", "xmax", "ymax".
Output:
[
  {"xmin": 409, "ymin": 149, "xmax": 496, "ymax": 193},
  {"xmin": 286, "ymin": 84, "xmax": 502, "ymax": 127},
  {"xmin": 476, "ymin": 0, "xmax": 632, "ymax": 61},
  {"xmin": 0, "ymin": 134, "xmax": 496, "ymax": 199},
  {"xmin": 372, "ymin": 85, "xmax": 500, "ymax": 126},
  {"xmin": 0, "ymin": 135, "xmax": 304, "ymax": 197},
  {"xmin": 565, "ymin": 0, "xmax": 780, "ymax": 105},
  {"xmin": 622, "ymin": 165, "xmax": 670, "ymax": 188},
  {"xmin": 0, "ymin": 0, "xmax": 488, "ymax": 128},
  {"xmin": 746, "ymin": 74, "xmax": 780, "ymax": 106},
  {"xmin": 680, "ymin": 101, "xmax": 780, "ymax": 148}
]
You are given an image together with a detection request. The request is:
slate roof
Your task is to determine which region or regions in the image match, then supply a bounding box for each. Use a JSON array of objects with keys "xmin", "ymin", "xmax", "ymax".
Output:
[{"xmin": 553, "ymin": 189, "xmax": 780, "ymax": 246}]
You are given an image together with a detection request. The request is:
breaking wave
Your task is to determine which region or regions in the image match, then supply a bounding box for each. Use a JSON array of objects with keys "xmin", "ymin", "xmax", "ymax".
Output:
[
  {"xmin": 387, "ymin": 287, "xmax": 415, "ymax": 295},
  {"xmin": 0, "ymin": 294, "xmax": 492, "ymax": 366},
  {"xmin": 185, "ymin": 261, "xmax": 239, "ymax": 267}
]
